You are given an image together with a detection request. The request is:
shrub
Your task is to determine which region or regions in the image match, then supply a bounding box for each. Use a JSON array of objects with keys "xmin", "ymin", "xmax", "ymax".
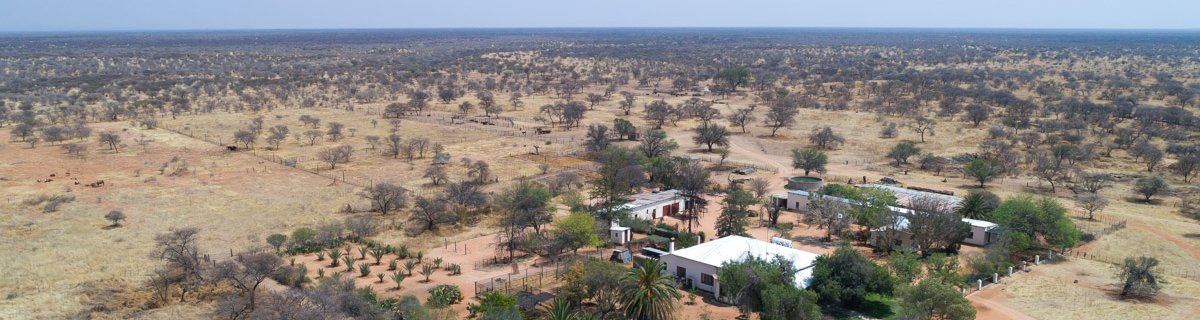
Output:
[
  {"xmin": 328, "ymin": 250, "xmax": 342, "ymax": 267},
  {"xmin": 446, "ymin": 263, "xmax": 462, "ymax": 275},
  {"xmin": 343, "ymin": 256, "xmax": 355, "ymax": 272},
  {"xmin": 1118, "ymin": 256, "xmax": 1164, "ymax": 299},
  {"xmin": 433, "ymin": 257, "xmax": 444, "ymax": 269},
  {"xmin": 426, "ymin": 285, "xmax": 463, "ymax": 307},
  {"xmin": 388, "ymin": 259, "xmax": 398, "ymax": 271},
  {"xmin": 397, "ymin": 244, "xmax": 411, "ymax": 259},
  {"xmin": 317, "ymin": 268, "xmax": 325, "ymax": 279},
  {"xmin": 421, "ymin": 264, "xmax": 435, "ymax": 282},
  {"xmin": 404, "ymin": 260, "xmax": 417, "ymax": 276},
  {"xmin": 358, "ymin": 262, "xmax": 372, "ymax": 277}
]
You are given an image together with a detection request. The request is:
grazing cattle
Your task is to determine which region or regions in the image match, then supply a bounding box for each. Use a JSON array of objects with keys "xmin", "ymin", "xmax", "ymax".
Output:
[
  {"xmin": 86, "ymin": 180, "xmax": 105, "ymax": 188},
  {"xmin": 535, "ymin": 128, "xmax": 551, "ymax": 134},
  {"xmin": 226, "ymin": 146, "xmax": 238, "ymax": 152},
  {"xmin": 50, "ymin": 174, "xmax": 56, "ymax": 177}
]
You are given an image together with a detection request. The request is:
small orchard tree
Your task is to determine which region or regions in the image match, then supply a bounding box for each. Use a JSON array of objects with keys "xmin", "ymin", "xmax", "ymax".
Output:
[{"xmin": 104, "ymin": 210, "xmax": 126, "ymax": 227}]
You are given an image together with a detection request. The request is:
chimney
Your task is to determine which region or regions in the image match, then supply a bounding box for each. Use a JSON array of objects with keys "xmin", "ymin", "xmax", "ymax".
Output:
[{"xmin": 669, "ymin": 237, "xmax": 676, "ymax": 252}]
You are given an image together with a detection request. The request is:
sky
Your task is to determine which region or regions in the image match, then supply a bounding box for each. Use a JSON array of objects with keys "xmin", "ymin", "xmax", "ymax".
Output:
[{"xmin": 2, "ymin": 0, "xmax": 1198, "ymax": 32}]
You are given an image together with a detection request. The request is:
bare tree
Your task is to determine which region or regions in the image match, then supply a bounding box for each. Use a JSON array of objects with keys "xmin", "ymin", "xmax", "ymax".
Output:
[
  {"xmin": 423, "ymin": 165, "xmax": 448, "ymax": 185},
  {"xmin": 410, "ymin": 196, "xmax": 455, "ymax": 232},
  {"xmin": 317, "ymin": 145, "xmax": 353, "ymax": 169},
  {"xmin": 325, "ymin": 122, "xmax": 344, "ymax": 141},
  {"xmin": 805, "ymin": 194, "xmax": 851, "ymax": 241},
  {"xmin": 98, "ymin": 131, "xmax": 121, "ymax": 151},
  {"xmin": 213, "ymin": 251, "xmax": 283, "ymax": 313},
  {"xmin": 764, "ymin": 97, "xmax": 799, "ymax": 136},
  {"xmin": 1074, "ymin": 192, "xmax": 1108, "ymax": 220},
  {"xmin": 154, "ymin": 228, "xmax": 206, "ymax": 302},
  {"xmin": 907, "ymin": 116, "xmax": 936, "ymax": 142},
  {"xmin": 808, "ymin": 126, "xmax": 845, "ymax": 149},
  {"xmin": 727, "ymin": 107, "xmax": 756, "ymax": 133},
  {"xmin": 359, "ymin": 182, "xmax": 408, "ymax": 215}
]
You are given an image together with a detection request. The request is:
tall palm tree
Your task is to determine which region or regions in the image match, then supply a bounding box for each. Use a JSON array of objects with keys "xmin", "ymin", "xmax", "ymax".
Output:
[{"xmin": 619, "ymin": 260, "xmax": 681, "ymax": 320}]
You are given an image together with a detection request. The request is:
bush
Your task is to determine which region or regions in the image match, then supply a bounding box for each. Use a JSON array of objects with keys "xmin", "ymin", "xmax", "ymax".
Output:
[
  {"xmin": 388, "ymin": 259, "xmax": 398, "ymax": 271},
  {"xmin": 624, "ymin": 218, "xmax": 654, "ymax": 234},
  {"xmin": 446, "ymin": 263, "xmax": 462, "ymax": 275},
  {"xmin": 358, "ymin": 262, "xmax": 372, "ymax": 277},
  {"xmin": 426, "ymin": 285, "xmax": 463, "ymax": 307}
]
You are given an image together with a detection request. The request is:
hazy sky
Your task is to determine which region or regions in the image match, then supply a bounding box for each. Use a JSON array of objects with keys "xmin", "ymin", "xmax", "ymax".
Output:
[{"xmin": 2, "ymin": 0, "xmax": 1198, "ymax": 32}]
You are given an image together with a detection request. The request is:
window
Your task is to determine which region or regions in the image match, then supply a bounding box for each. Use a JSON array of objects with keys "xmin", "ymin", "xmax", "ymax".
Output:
[
  {"xmin": 676, "ymin": 266, "xmax": 686, "ymax": 278},
  {"xmin": 701, "ymin": 273, "xmax": 714, "ymax": 286}
]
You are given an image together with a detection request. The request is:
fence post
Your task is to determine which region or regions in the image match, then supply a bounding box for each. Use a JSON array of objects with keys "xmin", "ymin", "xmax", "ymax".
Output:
[
  {"xmin": 977, "ymin": 279, "xmax": 982, "ymax": 291},
  {"xmin": 1008, "ymin": 266, "xmax": 1013, "ymax": 277},
  {"xmin": 1036, "ymin": 255, "xmax": 1041, "ymax": 265}
]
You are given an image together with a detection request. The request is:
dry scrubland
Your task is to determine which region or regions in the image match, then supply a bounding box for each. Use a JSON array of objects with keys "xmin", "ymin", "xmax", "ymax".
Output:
[{"xmin": 1, "ymin": 30, "xmax": 1199, "ymax": 319}]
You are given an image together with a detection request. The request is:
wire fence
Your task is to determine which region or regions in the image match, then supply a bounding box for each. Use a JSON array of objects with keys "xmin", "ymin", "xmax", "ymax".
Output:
[{"xmin": 472, "ymin": 250, "xmax": 606, "ymax": 297}]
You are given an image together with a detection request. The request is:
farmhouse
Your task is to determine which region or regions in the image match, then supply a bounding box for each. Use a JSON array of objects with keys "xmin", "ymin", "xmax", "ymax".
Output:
[
  {"xmin": 619, "ymin": 189, "xmax": 684, "ymax": 220},
  {"xmin": 659, "ymin": 235, "xmax": 820, "ymax": 301},
  {"xmin": 779, "ymin": 187, "xmax": 1000, "ymax": 248}
]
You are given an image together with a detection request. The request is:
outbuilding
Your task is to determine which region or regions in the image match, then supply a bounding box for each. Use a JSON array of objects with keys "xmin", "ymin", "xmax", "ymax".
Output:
[
  {"xmin": 620, "ymin": 189, "xmax": 685, "ymax": 220},
  {"xmin": 658, "ymin": 235, "xmax": 820, "ymax": 301}
]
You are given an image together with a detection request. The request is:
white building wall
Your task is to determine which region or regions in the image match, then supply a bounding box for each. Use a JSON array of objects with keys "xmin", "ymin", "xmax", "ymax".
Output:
[
  {"xmin": 964, "ymin": 226, "xmax": 990, "ymax": 246},
  {"xmin": 786, "ymin": 192, "xmax": 811, "ymax": 211},
  {"xmin": 660, "ymin": 255, "xmax": 720, "ymax": 294},
  {"xmin": 628, "ymin": 199, "xmax": 686, "ymax": 220}
]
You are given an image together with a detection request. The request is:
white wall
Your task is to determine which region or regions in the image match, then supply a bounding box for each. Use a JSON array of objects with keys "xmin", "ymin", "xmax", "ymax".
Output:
[
  {"xmin": 964, "ymin": 226, "xmax": 990, "ymax": 246},
  {"xmin": 628, "ymin": 199, "xmax": 686, "ymax": 220},
  {"xmin": 786, "ymin": 192, "xmax": 810, "ymax": 211},
  {"xmin": 660, "ymin": 255, "xmax": 720, "ymax": 294}
]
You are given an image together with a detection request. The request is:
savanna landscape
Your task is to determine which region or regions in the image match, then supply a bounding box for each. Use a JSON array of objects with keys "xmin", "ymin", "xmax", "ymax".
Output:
[{"xmin": 1, "ymin": 28, "xmax": 1199, "ymax": 320}]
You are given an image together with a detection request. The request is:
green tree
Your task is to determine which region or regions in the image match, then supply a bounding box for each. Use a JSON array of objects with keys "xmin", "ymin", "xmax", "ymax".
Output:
[
  {"xmin": 475, "ymin": 291, "xmax": 521, "ymax": 319},
  {"xmin": 619, "ymin": 259, "xmax": 680, "ymax": 320},
  {"xmin": 717, "ymin": 67, "xmax": 751, "ymax": 91},
  {"xmin": 716, "ymin": 187, "xmax": 755, "ymax": 237},
  {"xmin": 791, "ymin": 148, "xmax": 827, "ymax": 176},
  {"xmin": 1133, "ymin": 175, "xmax": 1169, "ymax": 202},
  {"xmin": 888, "ymin": 250, "xmax": 921, "ymax": 285},
  {"xmin": 717, "ymin": 256, "xmax": 821, "ymax": 320},
  {"xmin": 1118, "ymin": 256, "xmax": 1164, "ymax": 299},
  {"xmin": 692, "ymin": 123, "xmax": 731, "ymax": 152},
  {"xmin": 897, "ymin": 278, "xmax": 975, "ymax": 320},
  {"xmin": 591, "ymin": 146, "xmax": 647, "ymax": 212},
  {"xmin": 991, "ymin": 195, "xmax": 1079, "ymax": 250},
  {"xmin": 963, "ymin": 158, "xmax": 1002, "ymax": 187},
  {"xmin": 887, "ymin": 142, "xmax": 921, "ymax": 166},
  {"xmin": 291, "ymin": 227, "xmax": 317, "ymax": 246},
  {"xmin": 955, "ymin": 189, "xmax": 1000, "ymax": 220},
  {"xmin": 810, "ymin": 244, "xmax": 894, "ymax": 307},
  {"xmin": 554, "ymin": 211, "xmax": 602, "ymax": 254},
  {"xmin": 265, "ymin": 234, "xmax": 287, "ymax": 252}
]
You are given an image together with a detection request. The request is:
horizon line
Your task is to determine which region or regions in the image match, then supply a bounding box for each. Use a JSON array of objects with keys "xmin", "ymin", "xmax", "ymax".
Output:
[{"xmin": 2, "ymin": 25, "xmax": 1199, "ymax": 34}]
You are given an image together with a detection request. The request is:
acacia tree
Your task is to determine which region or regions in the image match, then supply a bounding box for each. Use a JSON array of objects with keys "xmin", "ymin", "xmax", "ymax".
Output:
[
  {"xmin": 717, "ymin": 66, "xmax": 751, "ymax": 91},
  {"xmin": 104, "ymin": 210, "xmax": 126, "ymax": 227},
  {"xmin": 1118, "ymin": 256, "xmax": 1164, "ymax": 299},
  {"xmin": 1133, "ymin": 175, "xmax": 1169, "ymax": 202},
  {"xmin": 360, "ymin": 182, "xmax": 408, "ymax": 215},
  {"xmin": 907, "ymin": 116, "xmax": 936, "ymax": 142},
  {"xmin": 791, "ymin": 147, "xmax": 827, "ymax": 176},
  {"xmin": 692, "ymin": 123, "xmax": 730, "ymax": 152},
  {"xmin": 98, "ymin": 131, "xmax": 121, "ymax": 151},
  {"xmin": 639, "ymin": 129, "xmax": 677, "ymax": 159},
  {"xmin": 963, "ymin": 158, "xmax": 1002, "ymax": 187},
  {"xmin": 808, "ymin": 127, "xmax": 844, "ymax": 149},
  {"xmin": 590, "ymin": 146, "xmax": 647, "ymax": 212},
  {"xmin": 763, "ymin": 98, "xmax": 799, "ymax": 136},
  {"xmin": 213, "ymin": 251, "xmax": 283, "ymax": 313},
  {"xmin": 887, "ymin": 142, "xmax": 921, "ymax": 166},
  {"xmin": 716, "ymin": 187, "xmax": 754, "ymax": 237},
  {"xmin": 728, "ymin": 107, "xmax": 756, "ymax": 133},
  {"xmin": 1074, "ymin": 192, "xmax": 1108, "ymax": 220},
  {"xmin": 423, "ymin": 165, "xmax": 448, "ymax": 185},
  {"xmin": 410, "ymin": 196, "xmax": 454, "ymax": 232},
  {"xmin": 805, "ymin": 194, "xmax": 851, "ymax": 241}
]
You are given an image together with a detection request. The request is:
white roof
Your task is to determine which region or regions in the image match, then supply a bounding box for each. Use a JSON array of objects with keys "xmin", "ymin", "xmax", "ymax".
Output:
[
  {"xmin": 663, "ymin": 235, "xmax": 820, "ymax": 288},
  {"xmin": 621, "ymin": 189, "xmax": 682, "ymax": 211},
  {"xmin": 962, "ymin": 218, "xmax": 998, "ymax": 229},
  {"xmin": 861, "ymin": 184, "xmax": 963, "ymax": 208}
]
